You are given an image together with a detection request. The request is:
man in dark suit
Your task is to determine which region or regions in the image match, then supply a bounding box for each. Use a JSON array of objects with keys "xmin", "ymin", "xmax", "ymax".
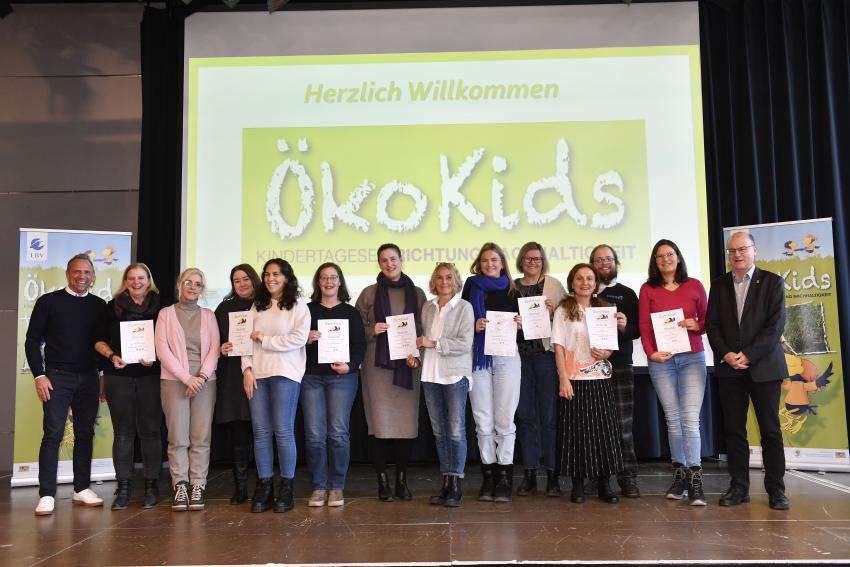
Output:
[{"xmin": 706, "ymin": 231, "xmax": 790, "ymax": 510}]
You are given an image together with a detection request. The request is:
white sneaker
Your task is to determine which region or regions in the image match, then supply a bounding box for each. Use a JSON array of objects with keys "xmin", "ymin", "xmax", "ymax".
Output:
[
  {"xmin": 72, "ymin": 488, "xmax": 104, "ymax": 507},
  {"xmin": 35, "ymin": 496, "xmax": 55, "ymax": 516}
]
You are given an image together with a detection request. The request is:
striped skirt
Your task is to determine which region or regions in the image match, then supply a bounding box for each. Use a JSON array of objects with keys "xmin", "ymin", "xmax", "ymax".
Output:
[{"xmin": 557, "ymin": 378, "xmax": 624, "ymax": 479}]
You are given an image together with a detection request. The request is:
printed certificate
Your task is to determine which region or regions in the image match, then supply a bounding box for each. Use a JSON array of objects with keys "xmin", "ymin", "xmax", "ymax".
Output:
[
  {"xmin": 119, "ymin": 320, "xmax": 156, "ymax": 364},
  {"xmin": 585, "ymin": 306, "xmax": 618, "ymax": 350},
  {"xmin": 386, "ymin": 313, "xmax": 418, "ymax": 360},
  {"xmin": 484, "ymin": 310, "xmax": 518, "ymax": 357},
  {"xmin": 517, "ymin": 296, "xmax": 551, "ymax": 340},
  {"xmin": 318, "ymin": 319, "xmax": 350, "ymax": 363},
  {"xmin": 228, "ymin": 311, "xmax": 254, "ymax": 357},
  {"xmin": 651, "ymin": 308, "xmax": 691, "ymax": 354}
]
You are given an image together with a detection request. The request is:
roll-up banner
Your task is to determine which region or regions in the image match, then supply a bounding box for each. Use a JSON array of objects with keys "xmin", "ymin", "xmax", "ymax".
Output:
[
  {"xmin": 723, "ymin": 219, "xmax": 849, "ymax": 471},
  {"xmin": 12, "ymin": 228, "xmax": 132, "ymax": 487}
]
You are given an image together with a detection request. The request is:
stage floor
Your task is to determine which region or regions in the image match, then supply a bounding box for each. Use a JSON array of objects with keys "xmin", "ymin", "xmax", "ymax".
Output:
[{"xmin": 3, "ymin": 460, "xmax": 850, "ymax": 566}]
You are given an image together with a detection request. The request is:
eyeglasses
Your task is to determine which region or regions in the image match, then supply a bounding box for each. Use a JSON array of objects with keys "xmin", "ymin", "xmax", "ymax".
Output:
[
  {"xmin": 182, "ymin": 280, "xmax": 203, "ymax": 289},
  {"xmin": 726, "ymin": 245, "xmax": 753, "ymax": 255},
  {"xmin": 593, "ymin": 256, "xmax": 615, "ymax": 265},
  {"xmin": 523, "ymin": 257, "xmax": 543, "ymax": 264},
  {"xmin": 655, "ymin": 252, "xmax": 676, "ymax": 260},
  {"xmin": 319, "ymin": 275, "xmax": 339, "ymax": 282}
]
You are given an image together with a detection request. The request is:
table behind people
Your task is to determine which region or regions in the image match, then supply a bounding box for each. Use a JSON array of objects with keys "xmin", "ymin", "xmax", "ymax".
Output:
[
  {"xmin": 25, "ymin": 253, "xmax": 106, "ymax": 516},
  {"xmin": 94, "ymin": 262, "xmax": 163, "ymax": 511},
  {"xmin": 355, "ymin": 243, "xmax": 427, "ymax": 502}
]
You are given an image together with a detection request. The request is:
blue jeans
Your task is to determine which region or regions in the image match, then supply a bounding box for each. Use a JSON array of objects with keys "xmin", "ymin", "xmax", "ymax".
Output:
[
  {"xmin": 648, "ymin": 351, "xmax": 707, "ymax": 467},
  {"xmin": 515, "ymin": 351, "xmax": 559, "ymax": 471},
  {"xmin": 423, "ymin": 378, "xmax": 469, "ymax": 477},
  {"xmin": 249, "ymin": 376, "xmax": 300, "ymax": 479},
  {"xmin": 299, "ymin": 372, "xmax": 358, "ymax": 490}
]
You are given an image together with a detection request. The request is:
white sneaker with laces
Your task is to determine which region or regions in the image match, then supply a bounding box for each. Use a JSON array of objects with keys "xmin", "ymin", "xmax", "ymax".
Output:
[
  {"xmin": 35, "ymin": 496, "xmax": 55, "ymax": 516},
  {"xmin": 72, "ymin": 488, "xmax": 104, "ymax": 507}
]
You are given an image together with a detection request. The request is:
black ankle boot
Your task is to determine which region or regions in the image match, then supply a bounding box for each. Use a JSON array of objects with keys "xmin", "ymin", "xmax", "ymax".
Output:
[
  {"xmin": 570, "ymin": 476, "xmax": 586, "ymax": 503},
  {"xmin": 546, "ymin": 470, "xmax": 561, "ymax": 497},
  {"xmin": 395, "ymin": 470, "xmax": 413, "ymax": 501},
  {"xmin": 111, "ymin": 479, "xmax": 131, "ymax": 510},
  {"xmin": 274, "ymin": 478, "xmax": 294, "ymax": 513},
  {"xmin": 430, "ymin": 475, "xmax": 450, "ymax": 505},
  {"xmin": 377, "ymin": 472, "xmax": 394, "ymax": 502},
  {"xmin": 478, "ymin": 463, "xmax": 495, "ymax": 502},
  {"xmin": 230, "ymin": 445, "xmax": 250, "ymax": 505},
  {"xmin": 493, "ymin": 464, "xmax": 513, "ymax": 502},
  {"xmin": 517, "ymin": 468, "xmax": 537, "ymax": 496},
  {"xmin": 142, "ymin": 479, "xmax": 159, "ymax": 509},
  {"xmin": 444, "ymin": 476, "xmax": 463, "ymax": 508},
  {"xmin": 598, "ymin": 476, "xmax": 619, "ymax": 504},
  {"xmin": 251, "ymin": 477, "xmax": 274, "ymax": 513}
]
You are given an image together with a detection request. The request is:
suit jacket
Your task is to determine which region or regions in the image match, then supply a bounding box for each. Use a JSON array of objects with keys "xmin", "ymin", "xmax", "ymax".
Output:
[{"xmin": 705, "ymin": 267, "xmax": 786, "ymax": 382}]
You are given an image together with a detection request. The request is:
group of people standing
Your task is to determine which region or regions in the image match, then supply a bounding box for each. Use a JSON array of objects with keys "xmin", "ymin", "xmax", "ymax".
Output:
[{"xmin": 25, "ymin": 231, "xmax": 790, "ymax": 516}]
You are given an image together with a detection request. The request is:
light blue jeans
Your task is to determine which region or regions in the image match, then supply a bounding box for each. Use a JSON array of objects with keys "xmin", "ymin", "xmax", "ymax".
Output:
[
  {"xmin": 423, "ymin": 378, "xmax": 469, "ymax": 477},
  {"xmin": 249, "ymin": 375, "xmax": 301, "ymax": 479},
  {"xmin": 648, "ymin": 351, "xmax": 707, "ymax": 467},
  {"xmin": 470, "ymin": 355, "xmax": 522, "ymax": 465}
]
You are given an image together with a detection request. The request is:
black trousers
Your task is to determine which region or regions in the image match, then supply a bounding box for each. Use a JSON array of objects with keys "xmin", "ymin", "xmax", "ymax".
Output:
[
  {"xmin": 611, "ymin": 366, "xmax": 638, "ymax": 480},
  {"xmin": 717, "ymin": 373, "xmax": 785, "ymax": 494},
  {"xmin": 39, "ymin": 369, "xmax": 100, "ymax": 497},
  {"xmin": 104, "ymin": 373, "xmax": 163, "ymax": 480}
]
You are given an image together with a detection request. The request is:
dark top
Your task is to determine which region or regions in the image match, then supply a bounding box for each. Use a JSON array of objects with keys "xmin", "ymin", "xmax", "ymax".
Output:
[
  {"xmin": 597, "ymin": 282, "xmax": 640, "ymax": 368},
  {"xmin": 461, "ymin": 280, "xmax": 519, "ymax": 323},
  {"xmin": 214, "ymin": 296, "xmax": 254, "ymax": 423},
  {"xmin": 25, "ymin": 289, "xmax": 105, "ymax": 376},
  {"xmin": 514, "ymin": 279, "xmax": 546, "ymax": 354},
  {"xmin": 305, "ymin": 301, "xmax": 367, "ymax": 376},
  {"xmin": 100, "ymin": 292, "xmax": 161, "ymax": 378}
]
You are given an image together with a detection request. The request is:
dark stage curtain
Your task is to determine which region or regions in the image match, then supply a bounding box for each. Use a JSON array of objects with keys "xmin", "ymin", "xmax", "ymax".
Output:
[
  {"xmin": 138, "ymin": 1, "xmax": 850, "ymax": 466},
  {"xmin": 700, "ymin": 0, "xmax": 850, "ymax": 445}
]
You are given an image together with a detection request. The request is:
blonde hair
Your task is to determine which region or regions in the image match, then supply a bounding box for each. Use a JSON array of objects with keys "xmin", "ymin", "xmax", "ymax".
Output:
[
  {"xmin": 114, "ymin": 262, "xmax": 159, "ymax": 298},
  {"xmin": 174, "ymin": 267, "xmax": 206, "ymax": 299},
  {"xmin": 470, "ymin": 242, "xmax": 515, "ymax": 291},
  {"xmin": 428, "ymin": 263, "xmax": 463, "ymax": 296}
]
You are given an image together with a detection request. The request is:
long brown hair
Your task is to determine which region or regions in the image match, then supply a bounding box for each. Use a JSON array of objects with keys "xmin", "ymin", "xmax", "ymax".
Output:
[{"xmin": 558, "ymin": 263, "xmax": 609, "ymax": 322}]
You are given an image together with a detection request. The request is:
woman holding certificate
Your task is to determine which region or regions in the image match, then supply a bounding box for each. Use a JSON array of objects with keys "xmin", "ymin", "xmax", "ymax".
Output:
[
  {"xmin": 95, "ymin": 263, "xmax": 162, "ymax": 510},
  {"xmin": 638, "ymin": 239, "xmax": 708, "ymax": 506},
  {"xmin": 410, "ymin": 262, "xmax": 474, "ymax": 507},
  {"xmin": 551, "ymin": 263, "xmax": 622, "ymax": 505},
  {"xmin": 214, "ymin": 264, "xmax": 261, "ymax": 505},
  {"xmin": 155, "ymin": 268, "xmax": 220, "ymax": 512},
  {"xmin": 461, "ymin": 242, "xmax": 521, "ymax": 503},
  {"xmin": 513, "ymin": 242, "xmax": 567, "ymax": 497},
  {"xmin": 241, "ymin": 258, "xmax": 310, "ymax": 513},
  {"xmin": 355, "ymin": 243, "xmax": 426, "ymax": 502},
  {"xmin": 302, "ymin": 262, "xmax": 366, "ymax": 508}
]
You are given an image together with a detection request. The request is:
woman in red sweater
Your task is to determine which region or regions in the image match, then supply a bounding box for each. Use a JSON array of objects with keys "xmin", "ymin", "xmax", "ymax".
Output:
[{"xmin": 638, "ymin": 239, "xmax": 708, "ymax": 506}]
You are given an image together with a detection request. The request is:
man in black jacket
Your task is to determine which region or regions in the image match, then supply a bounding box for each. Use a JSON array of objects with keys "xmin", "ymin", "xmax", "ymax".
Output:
[
  {"xmin": 591, "ymin": 244, "xmax": 641, "ymax": 497},
  {"xmin": 706, "ymin": 231, "xmax": 790, "ymax": 510},
  {"xmin": 25, "ymin": 254, "xmax": 106, "ymax": 515}
]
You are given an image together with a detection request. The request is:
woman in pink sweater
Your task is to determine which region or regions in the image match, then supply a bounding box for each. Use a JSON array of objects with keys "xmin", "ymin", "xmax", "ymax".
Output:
[
  {"xmin": 638, "ymin": 240, "xmax": 708, "ymax": 506},
  {"xmin": 155, "ymin": 268, "xmax": 220, "ymax": 512}
]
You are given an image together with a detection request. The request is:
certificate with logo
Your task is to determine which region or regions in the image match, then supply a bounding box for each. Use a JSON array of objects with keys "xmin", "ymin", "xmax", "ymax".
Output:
[
  {"xmin": 484, "ymin": 310, "xmax": 518, "ymax": 357},
  {"xmin": 651, "ymin": 308, "xmax": 691, "ymax": 354},
  {"xmin": 517, "ymin": 296, "xmax": 551, "ymax": 340},
  {"xmin": 318, "ymin": 319, "xmax": 350, "ymax": 364},
  {"xmin": 386, "ymin": 313, "xmax": 418, "ymax": 360},
  {"xmin": 228, "ymin": 311, "xmax": 254, "ymax": 357},
  {"xmin": 585, "ymin": 306, "xmax": 618, "ymax": 350},
  {"xmin": 119, "ymin": 320, "xmax": 156, "ymax": 364}
]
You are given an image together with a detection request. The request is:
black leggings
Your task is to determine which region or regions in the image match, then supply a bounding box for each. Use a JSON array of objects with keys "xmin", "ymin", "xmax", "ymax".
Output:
[
  {"xmin": 371, "ymin": 436, "xmax": 413, "ymax": 475},
  {"xmin": 104, "ymin": 373, "xmax": 162, "ymax": 480}
]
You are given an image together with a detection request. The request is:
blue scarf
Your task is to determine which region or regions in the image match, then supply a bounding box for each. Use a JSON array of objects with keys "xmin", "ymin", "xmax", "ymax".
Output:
[{"xmin": 467, "ymin": 274, "xmax": 510, "ymax": 371}]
